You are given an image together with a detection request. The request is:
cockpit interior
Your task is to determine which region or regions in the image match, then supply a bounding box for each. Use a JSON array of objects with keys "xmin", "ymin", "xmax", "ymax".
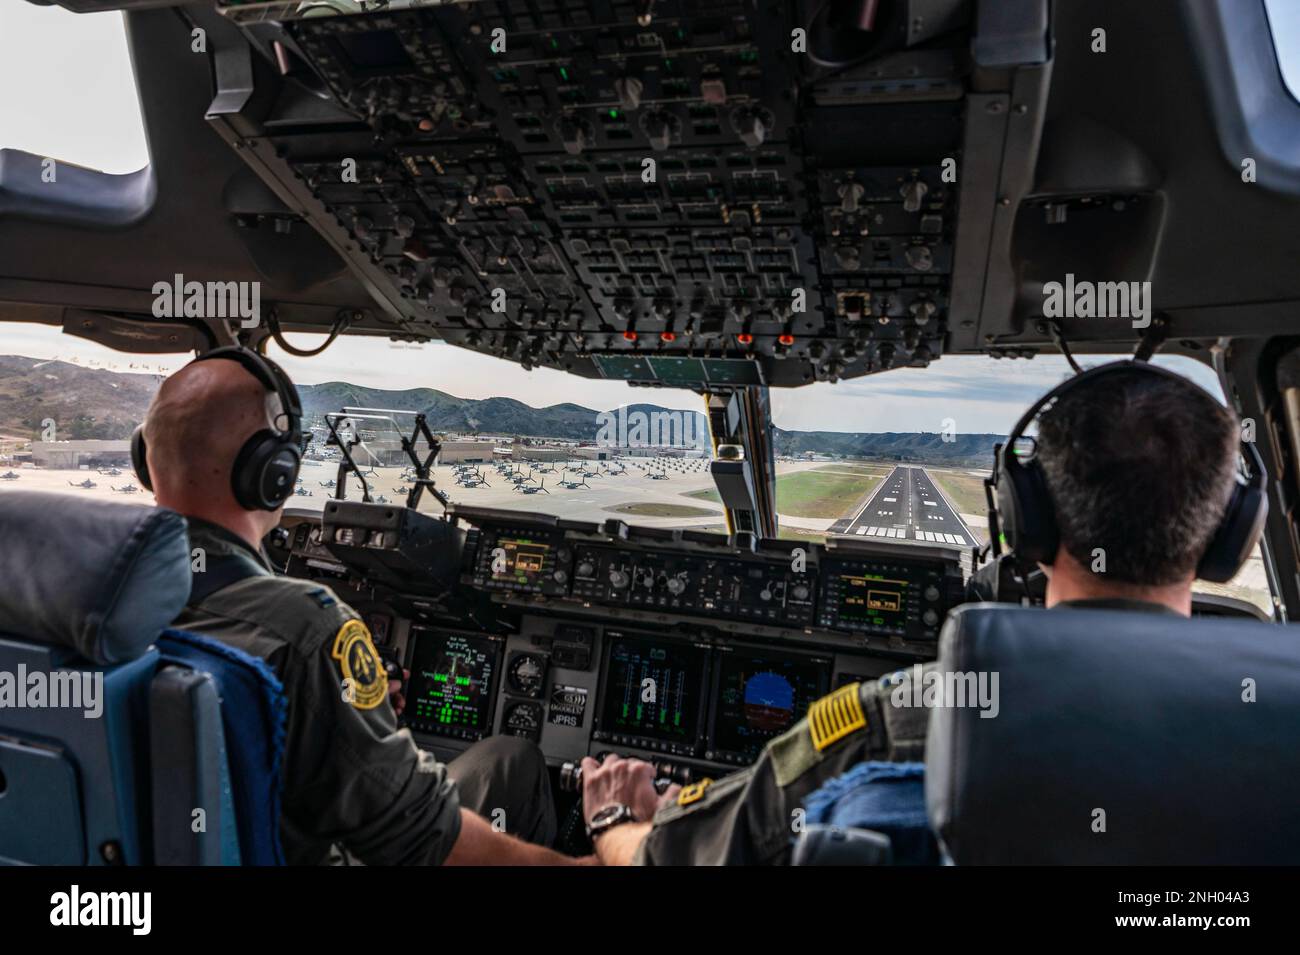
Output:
[{"xmin": 2, "ymin": 0, "xmax": 1300, "ymax": 906}]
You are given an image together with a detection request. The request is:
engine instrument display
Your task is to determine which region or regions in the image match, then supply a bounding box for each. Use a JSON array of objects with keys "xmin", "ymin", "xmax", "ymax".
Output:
[
  {"xmin": 404, "ymin": 629, "xmax": 501, "ymax": 741},
  {"xmin": 595, "ymin": 632, "xmax": 708, "ymax": 757},
  {"xmin": 709, "ymin": 649, "xmax": 831, "ymax": 764}
]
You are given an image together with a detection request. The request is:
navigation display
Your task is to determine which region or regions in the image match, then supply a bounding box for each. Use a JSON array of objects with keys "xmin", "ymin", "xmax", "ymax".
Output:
[
  {"xmin": 404, "ymin": 629, "xmax": 500, "ymax": 740},
  {"xmin": 710, "ymin": 650, "xmax": 831, "ymax": 763},
  {"xmin": 597, "ymin": 632, "xmax": 707, "ymax": 752}
]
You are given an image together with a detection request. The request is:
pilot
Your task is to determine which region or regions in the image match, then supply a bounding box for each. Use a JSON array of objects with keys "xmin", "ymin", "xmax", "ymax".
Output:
[
  {"xmin": 138, "ymin": 347, "xmax": 582, "ymax": 865},
  {"xmin": 580, "ymin": 360, "xmax": 1250, "ymax": 864}
]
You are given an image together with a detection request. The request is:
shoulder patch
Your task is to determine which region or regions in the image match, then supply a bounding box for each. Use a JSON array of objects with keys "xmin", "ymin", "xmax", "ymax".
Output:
[
  {"xmin": 676, "ymin": 778, "xmax": 713, "ymax": 807},
  {"xmin": 331, "ymin": 619, "xmax": 388, "ymax": 710},
  {"xmin": 807, "ymin": 682, "xmax": 867, "ymax": 751}
]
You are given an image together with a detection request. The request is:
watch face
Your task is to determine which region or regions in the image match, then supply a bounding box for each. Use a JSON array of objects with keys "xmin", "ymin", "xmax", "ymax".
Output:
[{"xmin": 593, "ymin": 804, "xmax": 628, "ymax": 825}]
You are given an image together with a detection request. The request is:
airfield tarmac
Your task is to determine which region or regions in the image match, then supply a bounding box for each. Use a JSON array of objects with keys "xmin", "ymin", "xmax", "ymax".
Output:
[
  {"xmin": 0, "ymin": 457, "xmax": 967, "ymax": 538},
  {"xmin": 1, "ymin": 457, "xmax": 1270, "ymax": 612}
]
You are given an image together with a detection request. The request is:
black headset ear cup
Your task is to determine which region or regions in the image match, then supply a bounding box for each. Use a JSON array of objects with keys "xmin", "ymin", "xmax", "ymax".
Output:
[
  {"xmin": 231, "ymin": 431, "xmax": 302, "ymax": 511},
  {"xmin": 130, "ymin": 425, "xmax": 153, "ymax": 492},
  {"xmin": 996, "ymin": 447, "xmax": 1058, "ymax": 565},
  {"xmin": 1196, "ymin": 481, "xmax": 1268, "ymax": 583}
]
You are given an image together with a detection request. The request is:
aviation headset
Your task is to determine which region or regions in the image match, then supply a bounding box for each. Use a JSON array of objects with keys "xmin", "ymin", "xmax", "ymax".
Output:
[
  {"xmin": 991, "ymin": 360, "xmax": 1267, "ymax": 583},
  {"xmin": 131, "ymin": 346, "xmax": 305, "ymax": 511}
]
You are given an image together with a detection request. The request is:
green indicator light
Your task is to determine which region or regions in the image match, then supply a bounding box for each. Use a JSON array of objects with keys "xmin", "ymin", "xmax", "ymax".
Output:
[
  {"xmin": 559, "ymin": 67, "xmax": 569, "ymax": 81},
  {"xmin": 609, "ymin": 108, "xmax": 620, "ymax": 119}
]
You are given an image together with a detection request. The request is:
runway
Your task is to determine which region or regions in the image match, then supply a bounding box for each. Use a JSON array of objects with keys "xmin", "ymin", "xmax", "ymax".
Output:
[{"xmin": 826, "ymin": 464, "xmax": 976, "ymax": 547}]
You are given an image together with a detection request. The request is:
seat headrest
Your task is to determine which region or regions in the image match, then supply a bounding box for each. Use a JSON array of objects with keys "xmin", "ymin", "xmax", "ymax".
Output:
[
  {"xmin": 925, "ymin": 603, "xmax": 1300, "ymax": 864},
  {"xmin": 0, "ymin": 491, "xmax": 191, "ymax": 665}
]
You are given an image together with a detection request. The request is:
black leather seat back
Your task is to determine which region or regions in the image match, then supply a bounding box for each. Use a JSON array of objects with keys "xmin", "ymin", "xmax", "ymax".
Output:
[{"xmin": 925, "ymin": 604, "xmax": 1300, "ymax": 864}]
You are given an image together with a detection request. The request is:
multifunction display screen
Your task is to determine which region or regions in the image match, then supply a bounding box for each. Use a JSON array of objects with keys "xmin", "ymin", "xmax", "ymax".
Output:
[
  {"xmin": 489, "ymin": 537, "xmax": 551, "ymax": 587},
  {"xmin": 711, "ymin": 650, "xmax": 831, "ymax": 761},
  {"xmin": 404, "ymin": 629, "xmax": 500, "ymax": 740},
  {"xmin": 598, "ymin": 632, "xmax": 707, "ymax": 747}
]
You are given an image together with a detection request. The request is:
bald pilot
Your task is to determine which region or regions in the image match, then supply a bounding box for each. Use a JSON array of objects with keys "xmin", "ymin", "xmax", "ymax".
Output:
[{"xmin": 141, "ymin": 347, "xmax": 581, "ymax": 865}]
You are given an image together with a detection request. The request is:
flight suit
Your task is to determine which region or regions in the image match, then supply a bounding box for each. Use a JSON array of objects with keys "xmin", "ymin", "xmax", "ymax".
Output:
[
  {"xmin": 635, "ymin": 669, "xmax": 936, "ymax": 865},
  {"xmin": 174, "ymin": 518, "xmax": 556, "ymax": 866}
]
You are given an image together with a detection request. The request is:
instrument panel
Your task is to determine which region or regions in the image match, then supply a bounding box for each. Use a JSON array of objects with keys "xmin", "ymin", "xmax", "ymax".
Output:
[
  {"xmin": 273, "ymin": 503, "xmax": 965, "ymax": 775},
  {"xmin": 465, "ymin": 510, "xmax": 961, "ymax": 644}
]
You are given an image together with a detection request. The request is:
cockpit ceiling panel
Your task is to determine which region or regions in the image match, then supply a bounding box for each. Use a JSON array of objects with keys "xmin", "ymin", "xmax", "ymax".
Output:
[{"xmin": 211, "ymin": 1, "xmax": 965, "ymax": 386}]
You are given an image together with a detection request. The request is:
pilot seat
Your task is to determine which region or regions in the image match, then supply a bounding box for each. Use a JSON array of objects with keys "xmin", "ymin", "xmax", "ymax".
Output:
[{"xmin": 0, "ymin": 491, "xmax": 285, "ymax": 865}]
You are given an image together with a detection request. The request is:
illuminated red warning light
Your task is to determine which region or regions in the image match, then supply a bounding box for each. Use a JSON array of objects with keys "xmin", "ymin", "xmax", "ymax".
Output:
[
  {"xmin": 660, "ymin": 331, "xmax": 677, "ymax": 342},
  {"xmin": 736, "ymin": 333, "xmax": 754, "ymax": 345},
  {"xmin": 778, "ymin": 333, "xmax": 795, "ymax": 346},
  {"xmin": 623, "ymin": 331, "xmax": 638, "ymax": 341}
]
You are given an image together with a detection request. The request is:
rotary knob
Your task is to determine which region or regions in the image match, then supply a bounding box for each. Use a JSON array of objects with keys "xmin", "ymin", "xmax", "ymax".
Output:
[
  {"xmin": 577, "ymin": 560, "xmax": 595, "ymax": 577},
  {"xmin": 609, "ymin": 569, "xmax": 630, "ymax": 589},
  {"xmin": 666, "ymin": 576, "xmax": 687, "ymax": 596},
  {"xmin": 791, "ymin": 583, "xmax": 810, "ymax": 601}
]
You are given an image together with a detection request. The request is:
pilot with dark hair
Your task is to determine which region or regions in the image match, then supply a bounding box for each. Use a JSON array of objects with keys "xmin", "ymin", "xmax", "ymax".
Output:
[
  {"xmin": 580, "ymin": 362, "xmax": 1247, "ymax": 864},
  {"xmin": 143, "ymin": 351, "xmax": 583, "ymax": 865}
]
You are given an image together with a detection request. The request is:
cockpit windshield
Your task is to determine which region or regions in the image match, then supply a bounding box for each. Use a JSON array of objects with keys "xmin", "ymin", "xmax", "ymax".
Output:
[{"xmin": 0, "ymin": 323, "xmax": 1271, "ymax": 616}]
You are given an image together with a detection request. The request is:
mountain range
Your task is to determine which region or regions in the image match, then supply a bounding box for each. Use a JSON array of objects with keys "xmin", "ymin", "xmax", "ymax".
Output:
[{"xmin": 0, "ymin": 356, "xmax": 1003, "ymax": 465}]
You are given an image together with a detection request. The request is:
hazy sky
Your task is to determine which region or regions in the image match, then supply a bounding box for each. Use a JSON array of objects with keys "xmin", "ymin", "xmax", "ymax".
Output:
[{"xmin": 0, "ymin": 5, "xmax": 1229, "ymax": 435}]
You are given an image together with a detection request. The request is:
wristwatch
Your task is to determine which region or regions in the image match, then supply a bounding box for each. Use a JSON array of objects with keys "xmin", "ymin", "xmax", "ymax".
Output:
[{"xmin": 585, "ymin": 803, "xmax": 637, "ymax": 840}]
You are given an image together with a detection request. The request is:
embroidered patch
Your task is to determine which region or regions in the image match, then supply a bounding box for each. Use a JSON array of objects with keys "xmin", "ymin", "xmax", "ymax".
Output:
[
  {"xmin": 807, "ymin": 682, "xmax": 867, "ymax": 751},
  {"xmin": 331, "ymin": 619, "xmax": 388, "ymax": 710}
]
